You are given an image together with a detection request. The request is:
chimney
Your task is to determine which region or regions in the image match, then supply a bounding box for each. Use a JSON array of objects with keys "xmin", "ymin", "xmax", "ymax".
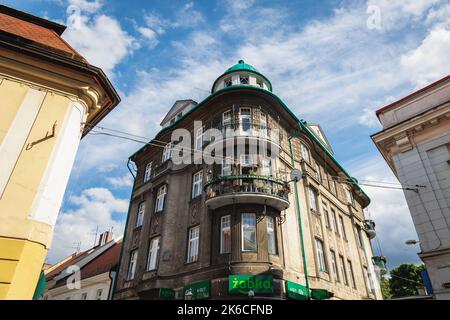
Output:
[{"xmin": 97, "ymin": 230, "xmax": 114, "ymax": 247}]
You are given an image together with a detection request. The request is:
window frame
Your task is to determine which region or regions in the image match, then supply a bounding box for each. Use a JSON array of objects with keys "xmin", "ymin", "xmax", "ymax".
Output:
[
  {"xmin": 192, "ymin": 171, "xmax": 203, "ymax": 199},
  {"xmin": 195, "ymin": 126, "xmax": 204, "ymax": 151},
  {"xmin": 315, "ymin": 238, "xmax": 327, "ymax": 273},
  {"xmin": 146, "ymin": 237, "xmax": 160, "ymax": 271},
  {"xmin": 240, "ymin": 76, "xmax": 249, "ymax": 85},
  {"xmin": 224, "ymin": 77, "xmax": 233, "ymax": 87},
  {"xmin": 221, "ymin": 159, "xmax": 232, "ymax": 177},
  {"xmin": 348, "ymin": 260, "xmax": 357, "ymax": 289},
  {"xmin": 266, "ymin": 216, "xmax": 277, "ymax": 255},
  {"xmin": 155, "ymin": 185, "xmax": 167, "ymax": 213},
  {"xmin": 127, "ymin": 250, "xmax": 138, "ymax": 280},
  {"xmin": 331, "ymin": 208, "xmax": 339, "ymax": 235},
  {"xmin": 135, "ymin": 202, "xmax": 145, "ymax": 228},
  {"xmin": 96, "ymin": 289, "xmax": 103, "ymax": 300},
  {"xmin": 308, "ymin": 187, "xmax": 318, "ymax": 212},
  {"xmin": 339, "ymin": 255, "xmax": 349, "ymax": 286},
  {"xmin": 338, "ymin": 215, "xmax": 347, "ymax": 240},
  {"xmin": 220, "ymin": 215, "xmax": 231, "ymax": 254},
  {"xmin": 260, "ymin": 112, "xmax": 268, "ymax": 137},
  {"xmin": 300, "ymin": 143, "xmax": 310, "ymax": 163},
  {"xmin": 187, "ymin": 226, "xmax": 200, "ymax": 263},
  {"xmin": 162, "ymin": 143, "xmax": 172, "ymax": 162},
  {"xmin": 241, "ymin": 213, "xmax": 257, "ymax": 252},
  {"xmin": 330, "ymin": 249, "xmax": 339, "ymax": 282},
  {"xmin": 322, "ymin": 202, "xmax": 331, "ymax": 229},
  {"xmin": 144, "ymin": 162, "xmax": 153, "ymax": 183}
]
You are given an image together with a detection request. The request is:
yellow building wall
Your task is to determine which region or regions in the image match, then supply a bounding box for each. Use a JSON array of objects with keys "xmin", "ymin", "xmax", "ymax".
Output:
[{"xmin": 0, "ymin": 79, "xmax": 74, "ymax": 300}]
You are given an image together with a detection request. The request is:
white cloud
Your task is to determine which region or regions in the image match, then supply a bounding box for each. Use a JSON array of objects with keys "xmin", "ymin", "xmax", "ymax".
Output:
[
  {"xmin": 138, "ymin": 26, "xmax": 159, "ymax": 48},
  {"xmin": 401, "ymin": 27, "xmax": 450, "ymax": 88},
  {"xmin": 171, "ymin": 2, "xmax": 204, "ymax": 28},
  {"xmin": 359, "ymin": 108, "xmax": 380, "ymax": 128},
  {"xmin": 47, "ymin": 188, "xmax": 128, "ymax": 263},
  {"xmin": 107, "ymin": 172, "xmax": 133, "ymax": 188},
  {"xmin": 62, "ymin": 13, "xmax": 138, "ymax": 77},
  {"xmin": 68, "ymin": 0, "xmax": 103, "ymax": 13}
]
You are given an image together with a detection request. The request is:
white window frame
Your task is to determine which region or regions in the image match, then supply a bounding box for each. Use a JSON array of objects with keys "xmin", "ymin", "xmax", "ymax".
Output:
[
  {"xmin": 192, "ymin": 171, "xmax": 203, "ymax": 199},
  {"xmin": 330, "ymin": 250, "xmax": 339, "ymax": 282},
  {"xmin": 339, "ymin": 215, "xmax": 347, "ymax": 239},
  {"xmin": 162, "ymin": 143, "xmax": 172, "ymax": 162},
  {"xmin": 187, "ymin": 226, "xmax": 200, "ymax": 263},
  {"xmin": 309, "ymin": 187, "xmax": 318, "ymax": 212},
  {"xmin": 266, "ymin": 216, "xmax": 277, "ymax": 255},
  {"xmin": 348, "ymin": 260, "xmax": 356, "ymax": 289},
  {"xmin": 240, "ymin": 76, "xmax": 249, "ymax": 84},
  {"xmin": 135, "ymin": 202, "xmax": 145, "ymax": 228},
  {"xmin": 155, "ymin": 185, "xmax": 167, "ymax": 213},
  {"xmin": 195, "ymin": 127, "xmax": 204, "ymax": 151},
  {"xmin": 242, "ymin": 213, "xmax": 257, "ymax": 252},
  {"xmin": 220, "ymin": 215, "xmax": 231, "ymax": 254},
  {"xmin": 261, "ymin": 157, "xmax": 271, "ymax": 176},
  {"xmin": 315, "ymin": 238, "xmax": 327, "ymax": 273},
  {"xmin": 300, "ymin": 143, "xmax": 310, "ymax": 163},
  {"xmin": 127, "ymin": 250, "xmax": 138, "ymax": 280},
  {"xmin": 221, "ymin": 159, "xmax": 232, "ymax": 177},
  {"xmin": 239, "ymin": 107, "xmax": 252, "ymax": 136},
  {"xmin": 240, "ymin": 154, "xmax": 253, "ymax": 167},
  {"xmin": 223, "ymin": 109, "xmax": 232, "ymax": 127},
  {"xmin": 147, "ymin": 237, "xmax": 160, "ymax": 271},
  {"xmin": 224, "ymin": 77, "xmax": 232, "ymax": 87},
  {"xmin": 96, "ymin": 289, "xmax": 103, "ymax": 300},
  {"xmin": 315, "ymin": 163, "xmax": 321, "ymax": 182},
  {"xmin": 331, "ymin": 208, "xmax": 339, "ymax": 234},
  {"xmin": 339, "ymin": 255, "xmax": 348, "ymax": 286},
  {"xmin": 322, "ymin": 202, "xmax": 331, "ymax": 228},
  {"xmin": 144, "ymin": 162, "xmax": 152, "ymax": 183},
  {"xmin": 260, "ymin": 112, "xmax": 268, "ymax": 138}
]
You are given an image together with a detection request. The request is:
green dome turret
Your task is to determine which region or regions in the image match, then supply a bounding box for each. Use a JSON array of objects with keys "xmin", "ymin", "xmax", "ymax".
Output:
[{"xmin": 211, "ymin": 60, "xmax": 272, "ymax": 93}]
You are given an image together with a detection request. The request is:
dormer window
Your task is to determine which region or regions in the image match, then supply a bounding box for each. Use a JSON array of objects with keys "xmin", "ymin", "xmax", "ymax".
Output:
[
  {"xmin": 256, "ymin": 80, "xmax": 263, "ymax": 88},
  {"xmin": 240, "ymin": 76, "xmax": 249, "ymax": 85},
  {"xmin": 224, "ymin": 77, "xmax": 232, "ymax": 87}
]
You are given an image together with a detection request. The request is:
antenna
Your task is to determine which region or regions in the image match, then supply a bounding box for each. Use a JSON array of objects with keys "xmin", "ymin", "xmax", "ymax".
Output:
[
  {"xmin": 71, "ymin": 241, "xmax": 81, "ymax": 255},
  {"xmin": 89, "ymin": 226, "xmax": 99, "ymax": 247}
]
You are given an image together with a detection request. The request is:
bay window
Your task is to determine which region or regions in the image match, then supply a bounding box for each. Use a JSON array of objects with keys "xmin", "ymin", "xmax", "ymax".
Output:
[
  {"xmin": 242, "ymin": 213, "xmax": 256, "ymax": 251},
  {"xmin": 155, "ymin": 185, "xmax": 167, "ymax": 213},
  {"xmin": 187, "ymin": 226, "xmax": 200, "ymax": 263},
  {"xmin": 220, "ymin": 215, "xmax": 231, "ymax": 254},
  {"xmin": 192, "ymin": 171, "xmax": 203, "ymax": 199},
  {"xmin": 147, "ymin": 237, "xmax": 160, "ymax": 271},
  {"xmin": 266, "ymin": 216, "xmax": 277, "ymax": 255}
]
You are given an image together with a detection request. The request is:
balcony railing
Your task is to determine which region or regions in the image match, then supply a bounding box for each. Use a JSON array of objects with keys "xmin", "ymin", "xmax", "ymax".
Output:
[
  {"xmin": 207, "ymin": 122, "xmax": 279, "ymax": 143},
  {"xmin": 204, "ymin": 175, "xmax": 290, "ymax": 211}
]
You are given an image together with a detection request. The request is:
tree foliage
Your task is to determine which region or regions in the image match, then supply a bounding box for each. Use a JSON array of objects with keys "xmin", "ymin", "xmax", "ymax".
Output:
[
  {"xmin": 380, "ymin": 276, "xmax": 392, "ymax": 300},
  {"xmin": 388, "ymin": 264, "xmax": 425, "ymax": 298}
]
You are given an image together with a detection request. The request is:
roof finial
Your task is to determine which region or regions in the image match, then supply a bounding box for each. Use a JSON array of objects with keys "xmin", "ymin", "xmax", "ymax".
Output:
[{"xmin": 238, "ymin": 59, "xmax": 244, "ymax": 64}]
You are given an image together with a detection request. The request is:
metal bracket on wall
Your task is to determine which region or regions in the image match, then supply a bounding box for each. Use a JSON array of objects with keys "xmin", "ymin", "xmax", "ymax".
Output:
[{"xmin": 26, "ymin": 121, "xmax": 57, "ymax": 150}]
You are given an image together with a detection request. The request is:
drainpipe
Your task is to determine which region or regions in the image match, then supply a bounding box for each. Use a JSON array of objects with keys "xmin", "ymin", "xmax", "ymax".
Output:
[
  {"xmin": 288, "ymin": 136, "xmax": 310, "ymax": 299},
  {"xmin": 111, "ymin": 158, "xmax": 136, "ymax": 300}
]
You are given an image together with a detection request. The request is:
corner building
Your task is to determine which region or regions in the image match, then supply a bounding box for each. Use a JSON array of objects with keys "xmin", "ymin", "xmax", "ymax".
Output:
[{"xmin": 114, "ymin": 61, "xmax": 383, "ymax": 300}]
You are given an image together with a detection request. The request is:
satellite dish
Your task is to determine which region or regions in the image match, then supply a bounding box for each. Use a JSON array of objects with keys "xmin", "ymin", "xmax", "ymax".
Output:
[{"xmin": 290, "ymin": 169, "xmax": 303, "ymax": 182}]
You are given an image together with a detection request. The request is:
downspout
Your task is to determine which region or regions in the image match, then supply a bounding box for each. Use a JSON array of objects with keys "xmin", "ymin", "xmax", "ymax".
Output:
[
  {"xmin": 111, "ymin": 158, "xmax": 136, "ymax": 300},
  {"xmin": 288, "ymin": 136, "xmax": 310, "ymax": 299}
]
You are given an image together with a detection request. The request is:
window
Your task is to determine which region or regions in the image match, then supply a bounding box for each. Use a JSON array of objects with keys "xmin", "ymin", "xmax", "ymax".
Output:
[
  {"xmin": 155, "ymin": 185, "xmax": 167, "ymax": 213},
  {"xmin": 135, "ymin": 202, "xmax": 145, "ymax": 228},
  {"xmin": 308, "ymin": 187, "xmax": 318, "ymax": 212},
  {"xmin": 240, "ymin": 107, "xmax": 252, "ymax": 135},
  {"xmin": 346, "ymin": 188, "xmax": 355, "ymax": 206},
  {"xmin": 260, "ymin": 113, "xmax": 268, "ymax": 137},
  {"xmin": 187, "ymin": 226, "xmax": 200, "ymax": 263},
  {"xmin": 348, "ymin": 260, "xmax": 356, "ymax": 288},
  {"xmin": 242, "ymin": 213, "xmax": 257, "ymax": 251},
  {"xmin": 338, "ymin": 215, "xmax": 347, "ymax": 239},
  {"xmin": 240, "ymin": 154, "xmax": 253, "ymax": 167},
  {"xmin": 195, "ymin": 127, "xmax": 204, "ymax": 151},
  {"xmin": 329, "ymin": 177, "xmax": 336, "ymax": 194},
  {"xmin": 315, "ymin": 238, "xmax": 327, "ymax": 272},
  {"xmin": 364, "ymin": 267, "xmax": 375, "ymax": 293},
  {"xmin": 355, "ymin": 225, "xmax": 364, "ymax": 248},
  {"xmin": 300, "ymin": 143, "xmax": 310, "ymax": 163},
  {"xmin": 127, "ymin": 250, "xmax": 138, "ymax": 280},
  {"xmin": 81, "ymin": 293, "xmax": 87, "ymax": 300},
  {"xmin": 266, "ymin": 216, "xmax": 277, "ymax": 255},
  {"xmin": 315, "ymin": 163, "xmax": 321, "ymax": 182},
  {"xmin": 96, "ymin": 289, "xmax": 103, "ymax": 300},
  {"xmin": 224, "ymin": 77, "xmax": 232, "ymax": 87},
  {"xmin": 162, "ymin": 143, "xmax": 172, "ymax": 162},
  {"xmin": 340, "ymin": 255, "xmax": 349, "ymax": 286},
  {"xmin": 221, "ymin": 159, "xmax": 231, "ymax": 177},
  {"xmin": 322, "ymin": 202, "xmax": 331, "ymax": 229},
  {"xmin": 223, "ymin": 110, "xmax": 232, "ymax": 128},
  {"xmin": 330, "ymin": 250, "xmax": 339, "ymax": 282},
  {"xmin": 331, "ymin": 208, "xmax": 339, "ymax": 234},
  {"xmin": 176, "ymin": 112, "xmax": 183, "ymax": 120},
  {"xmin": 256, "ymin": 79, "xmax": 264, "ymax": 88},
  {"xmin": 144, "ymin": 162, "xmax": 152, "ymax": 183},
  {"xmin": 147, "ymin": 237, "xmax": 160, "ymax": 271},
  {"xmin": 192, "ymin": 171, "xmax": 203, "ymax": 199},
  {"xmin": 261, "ymin": 157, "xmax": 272, "ymax": 176},
  {"xmin": 220, "ymin": 215, "xmax": 231, "ymax": 254},
  {"xmin": 240, "ymin": 76, "xmax": 249, "ymax": 84}
]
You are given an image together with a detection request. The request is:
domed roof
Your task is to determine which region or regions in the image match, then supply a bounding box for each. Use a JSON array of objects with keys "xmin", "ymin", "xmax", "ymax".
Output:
[
  {"xmin": 211, "ymin": 60, "xmax": 272, "ymax": 93},
  {"xmin": 225, "ymin": 60, "xmax": 259, "ymax": 73}
]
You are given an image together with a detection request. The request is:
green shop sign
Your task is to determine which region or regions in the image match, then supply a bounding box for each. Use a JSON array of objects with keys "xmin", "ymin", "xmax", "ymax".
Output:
[
  {"xmin": 285, "ymin": 281, "xmax": 309, "ymax": 300},
  {"xmin": 229, "ymin": 275, "xmax": 273, "ymax": 294},
  {"xmin": 159, "ymin": 288, "xmax": 176, "ymax": 300},
  {"xmin": 183, "ymin": 280, "xmax": 210, "ymax": 300},
  {"xmin": 311, "ymin": 288, "xmax": 333, "ymax": 300}
]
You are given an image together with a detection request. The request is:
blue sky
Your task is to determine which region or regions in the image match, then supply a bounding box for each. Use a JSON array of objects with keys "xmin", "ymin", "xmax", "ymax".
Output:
[{"xmin": 6, "ymin": 0, "xmax": 450, "ymax": 267}]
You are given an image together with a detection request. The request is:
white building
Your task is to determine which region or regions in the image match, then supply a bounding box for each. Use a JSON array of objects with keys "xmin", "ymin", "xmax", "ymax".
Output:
[
  {"xmin": 372, "ymin": 75, "xmax": 450, "ymax": 300},
  {"xmin": 43, "ymin": 232, "xmax": 122, "ymax": 300}
]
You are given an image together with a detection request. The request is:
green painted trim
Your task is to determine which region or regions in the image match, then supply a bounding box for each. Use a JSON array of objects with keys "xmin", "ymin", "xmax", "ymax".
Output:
[
  {"xmin": 289, "ymin": 137, "xmax": 310, "ymax": 300},
  {"xmin": 129, "ymin": 85, "xmax": 370, "ymax": 206},
  {"xmin": 203, "ymin": 175, "xmax": 286, "ymax": 189}
]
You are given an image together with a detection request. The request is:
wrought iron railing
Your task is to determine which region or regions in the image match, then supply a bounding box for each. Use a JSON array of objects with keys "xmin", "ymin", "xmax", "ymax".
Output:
[
  {"xmin": 204, "ymin": 175, "xmax": 290, "ymax": 201},
  {"xmin": 209, "ymin": 122, "xmax": 276, "ymax": 140}
]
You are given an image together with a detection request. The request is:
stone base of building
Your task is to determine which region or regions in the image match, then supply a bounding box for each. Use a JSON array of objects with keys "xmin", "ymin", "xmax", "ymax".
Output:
[{"xmin": 419, "ymin": 248, "xmax": 450, "ymax": 300}]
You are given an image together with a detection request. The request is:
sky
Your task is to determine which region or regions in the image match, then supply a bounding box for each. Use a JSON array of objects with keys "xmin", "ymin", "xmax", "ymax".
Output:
[{"xmin": 4, "ymin": 0, "xmax": 450, "ymax": 268}]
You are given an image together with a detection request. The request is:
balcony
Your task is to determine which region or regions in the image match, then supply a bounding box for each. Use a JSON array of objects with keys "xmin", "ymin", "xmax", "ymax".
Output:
[
  {"xmin": 207, "ymin": 122, "xmax": 280, "ymax": 151},
  {"xmin": 364, "ymin": 220, "xmax": 377, "ymax": 239},
  {"xmin": 204, "ymin": 175, "xmax": 290, "ymax": 211},
  {"xmin": 372, "ymin": 256, "xmax": 388, "ymax": 275}
]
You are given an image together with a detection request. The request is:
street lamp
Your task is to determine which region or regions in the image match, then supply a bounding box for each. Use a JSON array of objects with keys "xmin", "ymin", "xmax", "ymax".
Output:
[
  {"xmin": 184, "ymin": 288, "xmax": 193, "ymax": 300},
  {"xmin": 405, "ymin": 240, "xmax": 420, "ymax": 246}
]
